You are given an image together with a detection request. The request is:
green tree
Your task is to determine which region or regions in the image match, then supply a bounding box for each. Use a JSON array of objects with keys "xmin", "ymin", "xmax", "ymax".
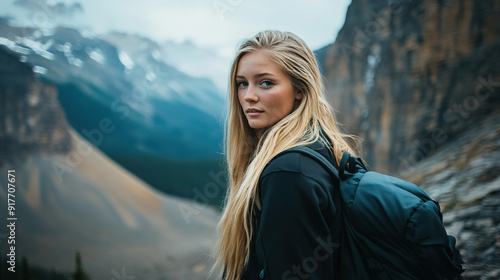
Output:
[
  {"xmin": 22, "ymin": 256, "xmax": 32, "ymax": 280},
  {"xmin": 71, "ymin": 251, "xmax": 89, "ymax": 280}
]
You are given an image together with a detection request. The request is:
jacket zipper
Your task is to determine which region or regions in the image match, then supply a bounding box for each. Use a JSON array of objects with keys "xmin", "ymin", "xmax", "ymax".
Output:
[{"xmin": 259, "ymin": 261, "xmax": 266, "ymax": 279}]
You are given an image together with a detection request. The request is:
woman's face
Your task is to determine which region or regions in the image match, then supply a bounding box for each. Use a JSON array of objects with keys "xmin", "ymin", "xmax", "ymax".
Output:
[{"xmin": 236, "ymin": 50, "xmax": 303, "ymax": 132}]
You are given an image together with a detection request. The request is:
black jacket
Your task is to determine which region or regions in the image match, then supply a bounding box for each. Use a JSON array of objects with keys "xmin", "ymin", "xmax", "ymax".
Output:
[{"xmin": 243, "ymin": 140, "xmax": 342, "ymax": 280}]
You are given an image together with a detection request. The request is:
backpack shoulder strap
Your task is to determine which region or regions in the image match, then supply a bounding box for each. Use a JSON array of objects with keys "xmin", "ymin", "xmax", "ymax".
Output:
[
  {"xmin": 281, "ymin": 147, "xmax": 364, "ymax": 180},
  {"xmin": 281, "ymin": 146, "xmax": 341, "ymax": 181}
]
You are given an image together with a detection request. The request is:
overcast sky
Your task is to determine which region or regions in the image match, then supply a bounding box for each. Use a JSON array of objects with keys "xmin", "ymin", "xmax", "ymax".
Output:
[{"xmin": 0, "ymin": 0, "xmax": 351, "ymax": 57}]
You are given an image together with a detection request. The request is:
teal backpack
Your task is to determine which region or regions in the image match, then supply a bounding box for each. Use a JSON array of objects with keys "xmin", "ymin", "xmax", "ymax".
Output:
[{"xmin": 284, "ymin": 146, "xmax": 465, "ymax": 280}]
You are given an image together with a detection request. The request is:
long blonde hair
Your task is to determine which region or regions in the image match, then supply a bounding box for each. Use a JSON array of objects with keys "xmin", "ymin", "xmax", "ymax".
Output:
[{"xmin": 213, "ymin": 30, "xmax": 359, "ymax": 280}]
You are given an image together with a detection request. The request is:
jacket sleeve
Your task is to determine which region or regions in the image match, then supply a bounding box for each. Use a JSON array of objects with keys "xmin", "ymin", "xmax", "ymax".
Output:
[{"xmin": 257, "ymin": 170, "xmax": 336, "ymax": 280}]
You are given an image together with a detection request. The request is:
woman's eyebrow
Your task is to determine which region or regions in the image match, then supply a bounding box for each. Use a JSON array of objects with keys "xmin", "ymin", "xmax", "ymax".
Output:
[{"xmin": 236, "ymin": 72, "xmax": 275, "ymax": 79}]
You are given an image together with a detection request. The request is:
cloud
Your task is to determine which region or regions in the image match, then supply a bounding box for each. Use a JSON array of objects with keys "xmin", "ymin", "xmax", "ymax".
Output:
[
  {"xmin": 14, "ymin": 0, "xmax": 83, "ymax": 17},
  {"xmin": 1, "ymin": 0, "xmax": 351, "ymax": 59}
]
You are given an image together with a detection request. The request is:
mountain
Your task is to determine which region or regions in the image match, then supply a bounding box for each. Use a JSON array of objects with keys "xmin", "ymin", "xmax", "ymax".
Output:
[
  {"xmin": 0, "ymin": 18, "xmax": 228, "ymax": 207},
  {"xmin": 318, "ymin": 0, "xmax": 500, "ymax": 278},
  {"xmin": 0, "ymin": 18, "xmax": 225, "ymax": 160},
  {"xmin": 0, "ymin": 47, "xmax": 218, "ymax": 279}
]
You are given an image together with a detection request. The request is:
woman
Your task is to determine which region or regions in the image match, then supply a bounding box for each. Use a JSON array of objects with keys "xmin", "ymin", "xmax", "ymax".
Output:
[{"xmin": 213, "ymin": 30, "xmax": 358, "ymax": 280}]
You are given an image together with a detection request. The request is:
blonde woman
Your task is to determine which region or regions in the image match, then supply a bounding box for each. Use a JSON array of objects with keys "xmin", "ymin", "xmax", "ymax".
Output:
[{"xmin": 214, "ymin": 30, "xmax": 358, "ymax": 279}]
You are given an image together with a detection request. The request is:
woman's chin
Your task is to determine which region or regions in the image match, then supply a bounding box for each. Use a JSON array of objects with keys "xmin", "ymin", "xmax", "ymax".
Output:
[{"xmin": 248, "ymin": 122, "xmax": 266, "ymax": 130}]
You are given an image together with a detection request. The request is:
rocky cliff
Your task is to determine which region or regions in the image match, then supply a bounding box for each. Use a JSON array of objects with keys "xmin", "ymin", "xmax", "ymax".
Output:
[
  {"xmin": 319, "ymin": 0, "xmax": 500, "ymax": 278},
  {"xmin": 0, "ymin": 47, "xmax": 218, "ymax": 279},
  {"xmin": 0, "ymin": 44, "xmax": 71, "ymax": 159},
  {"xmin": 320, "ymin": 0, "xmax": 500, "ymax": 173}
]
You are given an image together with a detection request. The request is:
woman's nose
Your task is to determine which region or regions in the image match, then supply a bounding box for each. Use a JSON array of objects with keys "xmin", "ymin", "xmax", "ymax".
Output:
[{"xmin": 244, "ymin": 86, "xmax": 259, "ymax": 103}]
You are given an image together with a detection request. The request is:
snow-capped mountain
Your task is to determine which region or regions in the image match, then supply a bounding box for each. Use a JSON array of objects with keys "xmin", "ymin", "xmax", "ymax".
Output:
[
  {"xmin": 103, "ymin": 32, "xmax": 227, "ymax": 116},
  {"xmin": 0, "ymin": 17, "xmax": 225, "ymax": 159}
]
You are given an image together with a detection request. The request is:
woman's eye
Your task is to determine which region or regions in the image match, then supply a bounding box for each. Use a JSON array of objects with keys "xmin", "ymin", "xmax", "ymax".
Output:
[
  {"xmin": 261, "ymin": 80, "xmax": 273, "ymax": 87},
  {"xmin": 237, "ymin": 81, "xmax": 248, "ymax": 87}
]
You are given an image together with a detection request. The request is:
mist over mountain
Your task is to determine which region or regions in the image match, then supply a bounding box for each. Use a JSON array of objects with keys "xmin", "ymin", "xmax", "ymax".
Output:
[
  {"xmin": 0, "ymin": 46, "xmax": 218, "ymax": 279},
  {"xmin": 13, "ymin": 0, "xmax": 83, "ymax": 17},
  {"xmin": 158, "ymin": 38, "xmax": 230, "ymax": 91}
]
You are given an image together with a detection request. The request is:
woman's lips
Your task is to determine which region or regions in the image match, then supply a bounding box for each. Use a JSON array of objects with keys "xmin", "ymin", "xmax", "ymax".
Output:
[{"xmin": 246, "ymin": 108, "xmax": 263, "ymax": 117}]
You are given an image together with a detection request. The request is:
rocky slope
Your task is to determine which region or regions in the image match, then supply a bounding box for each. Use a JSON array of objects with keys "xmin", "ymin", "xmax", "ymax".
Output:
[
  {"xmin": 319, "ymin": 0, "xmax": 500, "ymax": 278},
  {"xmin": 405, "ymin": 114, "xmax": 500, "ymax": 279},
  {"xmin": 0, "ymin": 47, "xmax": 218, "ymax": 279}
]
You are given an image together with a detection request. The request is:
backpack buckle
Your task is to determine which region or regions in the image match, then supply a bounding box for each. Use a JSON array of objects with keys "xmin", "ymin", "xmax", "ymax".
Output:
[{"xmin": 339, "ymin": 151, "xmax": 357, "ymax": 178}]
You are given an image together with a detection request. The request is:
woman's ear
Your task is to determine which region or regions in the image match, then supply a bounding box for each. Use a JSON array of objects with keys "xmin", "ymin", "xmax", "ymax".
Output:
[{"xmin": 295, "ymin": 90, "xmax": 303, "ymax": 100}]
